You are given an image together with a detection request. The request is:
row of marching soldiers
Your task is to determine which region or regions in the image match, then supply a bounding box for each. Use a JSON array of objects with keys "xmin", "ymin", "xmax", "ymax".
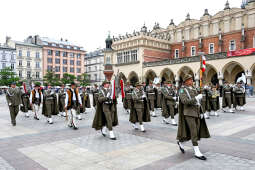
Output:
[{"xmin": 8, "ymin": 82, "xmax": 91, "ymax": 129}]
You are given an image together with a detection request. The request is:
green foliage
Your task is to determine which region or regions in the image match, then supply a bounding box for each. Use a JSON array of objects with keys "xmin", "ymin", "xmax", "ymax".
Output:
[
  {"xmin": 0, "ymin": 67, "xmax": 20, "ymax": 86},
  {"xmin": 43, "ymin": 71, "xmax": 60, "ymax": 86},
  {"xmin": 78, "ymin": 73, "xmax": 90, "ymax": 86},
  {"xmin": 61, "ymin": 73, "xmax": 76, "ymax": 85}
]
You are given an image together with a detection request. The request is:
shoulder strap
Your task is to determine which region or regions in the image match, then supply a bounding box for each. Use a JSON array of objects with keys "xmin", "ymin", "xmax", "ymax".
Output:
[{"xmin": 184, "ymin": 88, "xmax": 192, "ymax": 100}]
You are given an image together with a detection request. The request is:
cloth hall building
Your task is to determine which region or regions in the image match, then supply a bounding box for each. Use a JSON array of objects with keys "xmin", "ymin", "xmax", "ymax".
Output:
[{"xmin": 104, "ymin": 1, "xmax": 255, "ymax": 88}]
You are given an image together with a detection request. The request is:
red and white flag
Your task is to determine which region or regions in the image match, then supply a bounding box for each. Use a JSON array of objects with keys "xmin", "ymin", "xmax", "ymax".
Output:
[
  {"xmin": 111, "ymin": 79, "xmax": 116, "ymax": 100},
  {"xmin": 120, "ymin": 79, "xmax": 125, "ymax": 99},
  {"xmin": 201, "ymin": 56, "xmax": 206, "ymax": 72}
]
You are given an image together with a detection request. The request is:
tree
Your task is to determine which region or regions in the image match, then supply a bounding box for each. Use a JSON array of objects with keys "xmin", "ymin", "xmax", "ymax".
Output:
[
  {"xmin": 0, "ymin": 67, "xmax": 20, "ymax": 86},
  {"xmin": 43, "ymin": 71, "xmax": 60, "ymax": 86},
  {"xmin": 78, "ymin": 73, "xmax": 90, "ymax": 86},
  {"xmin": 61, "ymin": 73, "xmax": 76, "ymax": 85}
]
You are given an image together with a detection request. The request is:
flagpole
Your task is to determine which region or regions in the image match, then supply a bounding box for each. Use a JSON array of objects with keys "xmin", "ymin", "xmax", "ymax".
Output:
[{"xmin": 198, "ymin": 52, "xmax": 205, "ymax": 89}]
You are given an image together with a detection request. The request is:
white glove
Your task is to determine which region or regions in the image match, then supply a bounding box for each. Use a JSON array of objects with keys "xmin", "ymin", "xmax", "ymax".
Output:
[
  {"xmin": 200, "ymin": 114, "xmax": 204, "ymax": 119},
  {"xmin": 9, "ymin": 103, "xmax": 12, "ymax": 106},
  {"xmin": 50, "ymin": 91, "xmax": 54, "ymax": 95},
  {"xmin": 173, "ymin": 97, "xmax": 177, "ymax": 100},
  {"xmin": 195, "ymin": 94, "xmax": 203, "ymax": 101},
  {"xmin": 106, "ymin": 92, "xmax": 111, "ymax": 98},
  {"xmin": 142, "ymin": 94, "xmax": 146, "ymax": 98},
  {"xmin": 20, "ymin": 104, "xmax": 24, "ymax": 107}
]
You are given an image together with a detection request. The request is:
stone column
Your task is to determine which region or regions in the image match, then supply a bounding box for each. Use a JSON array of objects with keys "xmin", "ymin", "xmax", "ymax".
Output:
[
  {"xmin": 175, "ymin": 77, "xmax": 179, "ymax": 88},
  {"xmin": 195, "ymin": 73, "xmax": 200, "ymax": 87},
  {"xmin": 246, "ymin": 70, "xmax": 252, "ymax": 85},
  {"xmin": 218, "ymin": 71, "xmax": 224, "ymax": 86}
]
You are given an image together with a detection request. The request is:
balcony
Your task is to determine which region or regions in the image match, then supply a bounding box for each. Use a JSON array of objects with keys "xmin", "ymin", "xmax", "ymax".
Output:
[
  {"xmin": 104, "ymin": 64, "xmax": 113, "ymax": 71},
  {"xmin": 143, "ymin": 52, "xmax": 227, "ymax": 68}
]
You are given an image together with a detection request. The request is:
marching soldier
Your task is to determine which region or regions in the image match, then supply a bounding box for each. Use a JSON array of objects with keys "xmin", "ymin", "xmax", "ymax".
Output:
[
  {"xmin": 30, "ymin": 83, "xmax": 43, "ymax": 120},
  {"xmin": 146, "ymin": 81, "xmax": 156, "ymax": 117},
  {"xmin": 201, "ymin": 85, "xmax": 210, "ymax": 119},
  {"xmin": 6, "ymin": 82, "xmax": 22, "ymax": 126},
  {"xmin": 75, "ymin": 85, "xmax": 82, "ymax": 120},
  {"xmin": 161, "ymin": 81, "xmax": 178, "ymax": 126},
  {"xmin": 130, "ymin": 82, "xmax": 151, "ymax": 132},
  {"xmin": 124, "ymin": 82, "xmax": 133, "ymax": 114},
  {"xmin": 177, "ymin": 74, "xmax": 210, "ymax": 160},
  {"xmin": 42, "ymin": 84, "xmax": 59, "ymax": 124},
  {"xmin": 20, "ymin": 87, "xmax": 31, "ymax": 118},
  {"xmin": 92, "ymin": 84, "xmax": 100, "ymax": 108},
  {"xmin": 80, "ymin": 86, "xmax": 91, "ymax": 114},
  {"xmin": 222, "ymin": 81, "xmax": 235, "ymax": 113},
  {"xmin": 58, "ymin": 84, "xmax": 67, "ymax": 117},
  {"xmin": 155, "ymin": 83, "xmax": 163, "ymax": 110},
  {"xmin": 233, "ymin": 82, "xmax": 246, "ymax": 111},
  {"xmin": 65, "ymin": 82, "xmax": 82, "ymax": 130},
  {"xmin": 92, "ymin": 81, "xmax": 118, "ymax": 140},
  {"xmin": 209, "ymin": 85, "xmax": 220, "ymax": 116}
]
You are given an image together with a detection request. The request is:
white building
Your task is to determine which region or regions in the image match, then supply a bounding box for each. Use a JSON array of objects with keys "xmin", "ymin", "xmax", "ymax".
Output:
[
  {"xmin": 0, "ymin": 43, "xmax": 16, "ymax": 71},
  {"xmin": 85, "ymin": 49, "xmax": 105, "ymax": 85}
]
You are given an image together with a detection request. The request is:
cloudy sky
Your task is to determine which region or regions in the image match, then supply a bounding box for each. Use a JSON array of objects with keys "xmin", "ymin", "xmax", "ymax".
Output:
[{"xmin": 0, "ymin": 0, "xmax": 242, "ymax": 52}]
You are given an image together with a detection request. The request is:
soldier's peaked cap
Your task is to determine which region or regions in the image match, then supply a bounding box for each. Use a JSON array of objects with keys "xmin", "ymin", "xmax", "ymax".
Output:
[
  {"xmin": 102, "ymin": 80, "xmax": 110, "ymax": 86},
  {"xmin": 183, "ymin": 74, "xmax": 193, "ymax": 82}
]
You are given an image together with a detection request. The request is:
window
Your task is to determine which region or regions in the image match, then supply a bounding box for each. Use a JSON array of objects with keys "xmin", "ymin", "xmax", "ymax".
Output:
[
  {"xmin": 11, "ymin": 63, "xmax": 14, "ymax": 70},
  {"xmin": 77, "ymin": 68, "xmax": 81, "ymax": 73},
  {"xmin": 69, "ymin": 53, "xmax": 74, "ymax": 57},
  {"xmin": 27, "ymin": 61, "xmax": 30, "ymax": 67},
  {"xmin": 27, "ymin": 71, "xmax": 31, "ymax": 78},
  {"xmin": 94, "ymin": 74, "xmax": 97, "ymax": 81},
  {"xmin": 77, "ymin": 61, "xmax": 81, "ymax": 66},
  {"xmin": 19, "ymin": 71, "xmax": 22, "ymax": 78},
  {"xmin": 36, "ymin": 62, "xmax": 40, "ymax": 68},
  {"xmin": 18, "ymin": 50, "xmax": 22, "ymax": 57},
  {"xmin": 63, "ymin": 52, "xmax": 67, "ymax": 57},
  {"xmin": 36, "ymin": 52, "xmax": 40, "ymax": 58},
  {"xmin": 36, "ymin": 72, "xmax": 40, "ymax": 78},
  {"xmin": 175, "ymin": 49, "xmax": 179, "ymax": 58},
  {"xmin": 27, "ymin": 51, "xmax": 30, "ymax": 57},
  {"xmin": 253, "ymin": 36, "xmax": 255, "ymax": 48},
  {"xmin": 55, "ymin": 66, "xmax": 60, "ymax": 72},
  {"xmin": 88, "ymin": 66, "xmax": 91, "ymax": 72},
  {"xmin": 47, "ymin": 58, "xmax": 52, "ymax": 63},
  {"xmin": 2, "ymin": 53, "xmax": 6, "ymax": 60},
  {"xmin": 63, "ymin": 67, "xmax": 67, "ymax": 72},
  {"xmin": 63, "ymin": 59, "xmax": 67, "ymax": 64},
  {"xmin": 95, "ymin": 66, "xmax": 97, "ymax": 71},
  {"xmin": 55, "ymin": 51, "xmax": 60, "ymax": 56},
  {"xmin": 70, "ymin": 67, "xmax": 74, "ymax": 73},
  {"xmin": 19, "ymin": 60, "xmax": 22, "ymax": 66},
  {"xmin": 191, "ymin": 46, "xmax": 196, "ymax": 56},
  {"xmin": 11, "ymin": 54, "xmax": 14, "ymax": 60},
  {"xmin": 209, "ymin": 43, "xmax": 214, "ymax": 54},
  {"xmin": 131, "ymin": 50, "xmax": 137, "ymax": 62},
  {"xmin": 77, "ymin": 53, "xmax": 81, "ymax": 58},
  {"xmin": 88, "ymin": 75, "xmax": 91, "ymax": 80},
  {"xmin": 47, "ymin": 65, "xmax": 53, "ymax": 71},
  {"xmin": 229, "ymin": 40, "xmax": 236, "ymax": 51},
  {"xmin": 48, "ymin": 50, "xmax": 53, "ymax": 55},
  {"xmin": 2, "ymin": 63, "xmax": 6, "ymax": 68},
  {"xmin": 117, "ymin": 52, "xmax": 123, "ymax": 64},
  {"xmin": 106, "ymin": 56, "xmax": 111, "ymax": 64},
  {"xmin": 70, "ymin": 60, "xmax": 74, "ymax": 65},
  {"xmin": 55, "ymin": 58, "xmax": 60, "ymax": 64}
]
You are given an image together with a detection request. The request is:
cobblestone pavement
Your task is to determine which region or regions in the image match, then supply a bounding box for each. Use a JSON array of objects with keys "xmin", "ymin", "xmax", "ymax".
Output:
[{"xmin": 0, "ymin": 95, "xmax": 255, "ymax": 170}]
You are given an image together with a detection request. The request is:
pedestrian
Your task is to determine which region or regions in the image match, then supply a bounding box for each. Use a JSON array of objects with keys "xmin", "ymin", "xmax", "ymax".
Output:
[
  {"xmin": 58, "ymin": 84, "xmax": 67, "ymax": 117},
  {"xmin": 6, "ymin": 82, "xmax": 22, "ymax": 126},
  {"xmin": 177, "ymin": 74, "xmax": 210, "ymax": 160},
  {"xmin": 146, "ymin": 81, "xmax": 156, "ymax": 117},
  {"xmin": 30, "ymin": 83, "xmax": 43, "ymax": 120}
]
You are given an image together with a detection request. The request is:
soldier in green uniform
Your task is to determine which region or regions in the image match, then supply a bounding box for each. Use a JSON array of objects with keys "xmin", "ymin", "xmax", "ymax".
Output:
[
  {"xmin": 177, "ymin": 74, "xmax": 210, "ymax": 160},
  {"xmin": 92, "ymin": 84, "xmax": 99, "ymax": 109},
  {"xmin": 161, "ymin": 81, "xmax": 178, "ymax": 126},
  {"xmin": 233, "ymin": 82, "xmax": 246, "ymax": 111},
  {"xmin": 124, "ymin": 82, "xmax": 133, "ymax": 114},
  {"xmin": 6, "ymin": 82, "xmax": 22, "ymax": 126},
  {"xmin": 155, "ymin": 83, "xmax": 163, "ymax": 110},
  {"xmin": 58, "ymin": 84, "xmax": 67, "ymax": 117},
  {"xmin": 20, "ymin": 87, "xmax": 31, "ymax": 118},
  {"xmin": 130, "ymin": 82, "xmax": 151, "ymax": 132},
  {"xmin": 92, "ymin": 81, "xmax": 118, "ymax": 140},
  {"xmin": 75, "ymin": 85, "xmax": 82, "ymax": 120},
  {"xmin": 42, "ymin": 84, "xmax": 59, "ymax": 124},
  {"xmin": 80, "ymin": 86, "xmax": 91, "ymax": 114},
  {"xmin": 222, "ymin": 81, "xmax": 235, "ymax": 113},
  {"xmin": 209, "ymin": 85, "xmax": 220, "ymax": 116},
  {"xmin": 146, "ymin": 81, "xmax": 156, "ymax": 117}
]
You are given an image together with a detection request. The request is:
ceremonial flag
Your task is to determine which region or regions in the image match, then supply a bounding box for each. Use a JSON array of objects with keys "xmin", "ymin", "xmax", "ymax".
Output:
[
  {"xmin": 23, "ymin": 82, "xmax": 27, "ymax": 93},
  {"xmin": 111, "ymin": 79, "xmax": 116, "ymax": 100},
  {"xmin": 201, "ymin": 56, "xmax": 206, "ymax": 72},
  {"xmin": 120, "ymin": 79, "xmax": 125, "ymax": 99}
]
